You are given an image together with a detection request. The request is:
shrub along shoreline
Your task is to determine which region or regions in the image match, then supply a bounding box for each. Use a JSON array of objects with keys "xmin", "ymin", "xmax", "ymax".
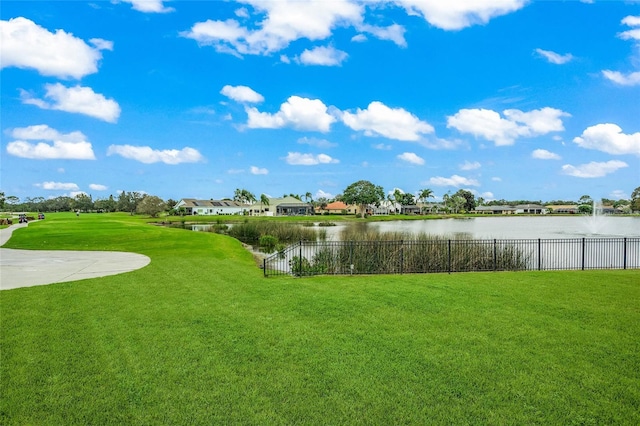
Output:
[{"xmin": 1, "ymin": 213, "xmax": 639, "ymax": 424}]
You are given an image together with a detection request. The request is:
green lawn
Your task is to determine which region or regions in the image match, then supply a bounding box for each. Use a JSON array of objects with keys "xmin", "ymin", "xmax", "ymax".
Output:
[{"xmin": 1, "ymin": 213, "xmax": 639, "ymax": 424}]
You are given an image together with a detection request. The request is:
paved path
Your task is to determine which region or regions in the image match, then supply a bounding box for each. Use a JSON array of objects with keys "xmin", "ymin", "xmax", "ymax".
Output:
[{"xmin": 0, "ymin": 223, "xmax": 150, "ymax": 291}]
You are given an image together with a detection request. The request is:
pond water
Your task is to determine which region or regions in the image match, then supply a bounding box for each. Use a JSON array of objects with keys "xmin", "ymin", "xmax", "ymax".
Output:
[{"xmin": 322, "ymin": 216, "xmax": 640, "ymax": 240}]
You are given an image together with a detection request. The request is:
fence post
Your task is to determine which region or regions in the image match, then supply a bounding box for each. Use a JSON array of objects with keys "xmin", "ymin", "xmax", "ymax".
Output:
[
  {"xmin": 493, "ymin": 239, "xmax": 497, "ymax": 271},
  {"xmin": 581, "ymin": 238, "xmax": 586, "ymax": 271},
  {"xmin": 448, "ymin": 239, "xmax": 452, "ymax": 274},
  {"xmin": 623, "ymin": 237, "xmax": 627, "ymax": 270},
  {"xmin": 263, "ymin": 258, "xmax": 266, "ymax": 277},
  {"xmin": 299, "ymin": 240, "xmax": 303, "ymax": 277},
  {"xmin": 400, "ymin": 240, "xmax": 404, "ymax": 274},
  {"xmin": 538, "ymin": 238, "xmax": 541, "ymax": 271}
]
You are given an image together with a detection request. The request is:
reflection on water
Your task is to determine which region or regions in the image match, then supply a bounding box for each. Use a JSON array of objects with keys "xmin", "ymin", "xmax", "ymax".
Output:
[{"xmin": 323, "ymin": 216, "xmax": 640, "ymax": 240}]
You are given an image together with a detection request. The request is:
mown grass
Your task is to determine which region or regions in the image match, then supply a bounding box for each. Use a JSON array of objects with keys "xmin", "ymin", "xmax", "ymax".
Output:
[{"xmin": 1, "ymin": 213, "xmax": 639, "ymax": 425}]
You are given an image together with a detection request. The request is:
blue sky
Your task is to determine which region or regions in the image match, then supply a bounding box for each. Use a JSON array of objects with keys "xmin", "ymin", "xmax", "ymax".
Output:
[{"xmin": 1, "ymin": 0, "xmax": 639, "ymax": 204}]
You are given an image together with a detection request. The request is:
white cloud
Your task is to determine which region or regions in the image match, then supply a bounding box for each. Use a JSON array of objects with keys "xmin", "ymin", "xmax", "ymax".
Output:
[
  {"xmin": 397, "ymin": 152, "xmax": 425, "ymax": 165},
  {"xmin": 0, "ymin": 17, "xmax": 111, "ymax": 79},
  {"xmin": 427, "ymin": 175, "xmax": 480, "ymax": 187},
  {"xmin": 351, "ymin": 34, "xmax": 367, "ymax": 42},
  {"xmin": 342, "ymin": 101, "xmax": 434, "ymax": 141},
  {"xmin": 250, "ymin": 166, "xmax": 268, "ymax": 175},
  {"xmin": 227, "ymin": 168, "xmax": 245, "ymax": 174},
  {"xmin": 6, "ymin": 124, "xmax": 96, "ymax": 160},
  {"xmin": 296, "ymin": 45, "xmax": 348, "ymax": 66},
  {"xmin": 107, "ymin": 145, "xmax": 205, "ymax": 164},
  {"xmin": 491, "ymin": 177, "xmax": 502, "ymax": 182},
  {"xmin": 21, "ymin": 83, "xmax": 120, "ymax": 123},
  {"xmin": 535, "ymin": 48, "xmax": 573, "ymax": 64},
  {"xmin": 619, "ymin": 15, "xmax": 640, "ymax": 41},
  {"xmin": 609, "ymin": 189, "xmax": 628, "ymax": 200},
  {"xmin": 246, "ymin": 96, "xmax": 336, "ymax": 132},
  {"xmin": 573, "ymin": 124, "xmax": 640, "ymax": 156},
  {"xmin": 358, "ymin": 23, "xmax": 406, "ymax": 47},
  {"xmin": 315, "ymin": 189, "xmax": 334, "ymax": 199},
  {"xmin": 447, "ymin": 107, "xmax": 569, "ymax": 146},
  {"xmin": 181, "ymin": 0, "xmax": 362, "ymax": 56},
  {"xmin": 459, "ymin": 160, "xmax": 481, "ymax": 170},
  {"xmin": 531, "ymin": 149, "xmax": 561, "ymax": 160},
  {"xmin": 89, "ymin": 184, "xmax": 108, "ymax": 191},
  {"xmin": 220, "ymin": 85, "xmax": 264, "ymax": 103},
  {"xmin": 373, "ymin": 143, "xmax": 392, "ymax": 150},
  {"xmin": 285, "ymin": 152, "xmax": 339, "ymax": 165},
  {"xmin": 297, "ymin": 137, "xmax": 337, "ymax": 148},
  {"xmin": 35, "ymin": 181, "xmax": 80, "ymax": 191},
  {"xmin": 602, "ymin": 70, "xmax": 640, "ymax": 86},
  {"xmin": 561, "ymin": 160, "xmax": 628, "ymax": 178},
  {"xmin": 122, "ymin": 0, "xmax": 174, "ymax": 13},
  {"xmin": 392, "ymin": 0, "xmax": 527, "ymax": 30}
]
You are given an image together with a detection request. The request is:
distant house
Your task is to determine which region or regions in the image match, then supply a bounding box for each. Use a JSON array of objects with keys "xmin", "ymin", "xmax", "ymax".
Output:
[
  {"xmin": 547, "ymin": 205, "xmax": 578, "ymax": 214},
  {"xmin": 321, "ymin": 201, "xmax": 349, "ymax": 214},
  {"xmin": 515, "ymin": 204, "xmax": 548, "ymax": 214},
  {"xmin": 175, "ymin": 199, "xmax": 248, "ymax": 215},
  {"xmin": 473, "ymin": 205, "xmax": 516, "ymax": 214},
  {"xmin": 400, "ymin": 205, "xmax": 421, "ymax": 215},
  {"xmin": 250, "ymin": 196, "xmax": 313, "ymax": 216}
]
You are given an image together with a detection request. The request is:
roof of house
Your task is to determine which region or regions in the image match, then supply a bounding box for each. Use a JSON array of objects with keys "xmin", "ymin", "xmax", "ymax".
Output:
[
  {"xmin": 325, "ymin": 201, "xmax": 348, "ymax": 210},
  {"xmin": 515, "ymin": 204, "xmax": 546, "ymax": 209},
  {"xmin": 177, "ymin": 199, "xmax": 247, "ymax": 208}
]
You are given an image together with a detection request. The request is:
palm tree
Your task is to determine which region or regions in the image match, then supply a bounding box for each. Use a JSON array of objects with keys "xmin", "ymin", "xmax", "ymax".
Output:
[
  {"xmin": 259, "ymin": 194, "xmax": 270, "ymax": 215},
  {"xmin": 418, "ymin": 188, "xmax": 434, "ymax": 213},
  {"xmin": 305, "ymin": 192, "xmax": 312, "ymax": 203}
]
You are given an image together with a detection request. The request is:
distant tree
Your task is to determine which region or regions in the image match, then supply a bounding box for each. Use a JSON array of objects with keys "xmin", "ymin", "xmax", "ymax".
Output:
[
  {"xmin": 453, "ymin": 189, "xmax": 476, "ymax": 212},
  {"xmin": 165, "ymin": 198, "xmax": 178, "ymax": 210},
  {"xmin": 260, "ymin": 193, "xmax": 270, "ymax": 212},
  {"xmin": 631, "ymin": 186, "xmax": 640, "ymax": 212},
  {"xmin": 5, "ymin": 195, "xmax": 19, "ymax": 209},
  {"xmin": 304, "ymin": 192, "xmax": 312, "ymax": 203},
  {"xmin": 417, "ymin": 188, "xmax": 434, "ymax": 206},
  {"xmin": 342, "ymin": 180, "xmax": 384, "ymax": 218},
  {"xmin": 0, "ymin": 192, "xmax": 4, "ymax": 210},
  {"xmin": 137, "ymin": 195, "xmax": 166, "ymax": 217},
  {"xmin": 233, "ymin": 188, "xmax": 256, "ymax": 204},
  {"xmin": 578, "ymin": 194, "xmax": 593, "ymax": 206},
  {"xmin": 74, "ymin": 193, "xmax": 94, "ymax": 212}
]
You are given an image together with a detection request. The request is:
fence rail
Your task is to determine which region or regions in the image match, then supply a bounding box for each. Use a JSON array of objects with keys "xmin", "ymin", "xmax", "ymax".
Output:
[{"xmin": 263, "ymin": 238, "xmax": 640, "ymax": 277}]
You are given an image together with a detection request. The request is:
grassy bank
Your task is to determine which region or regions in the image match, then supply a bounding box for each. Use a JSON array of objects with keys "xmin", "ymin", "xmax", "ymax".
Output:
[{"xmin": 1, "ymin": 213, "xmax": 639, "ymax": 424}]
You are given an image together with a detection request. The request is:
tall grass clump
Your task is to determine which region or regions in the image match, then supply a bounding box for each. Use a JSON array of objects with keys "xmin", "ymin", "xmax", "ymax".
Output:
[
  {"xmin": 279, "ymin": 228, "xmax": 531, "ymax": 276},
  {"xmin": 228, "ymin": 221, "xmax": 326, "ymax": 244}
]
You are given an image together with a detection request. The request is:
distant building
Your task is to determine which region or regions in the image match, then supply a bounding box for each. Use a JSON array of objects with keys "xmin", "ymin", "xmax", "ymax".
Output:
[{"xmin": 174, "ymin": 199, "xmax": 248, "ymax": 215}]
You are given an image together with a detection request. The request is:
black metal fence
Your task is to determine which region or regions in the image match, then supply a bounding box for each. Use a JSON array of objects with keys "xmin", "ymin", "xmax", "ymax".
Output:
[{"xmin": 263, "ymin": 238, "xmax": 640, "ymax": 277}]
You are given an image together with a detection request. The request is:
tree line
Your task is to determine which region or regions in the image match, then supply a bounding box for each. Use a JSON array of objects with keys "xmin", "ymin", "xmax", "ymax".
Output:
[{"xmin": 1, "ymin": 184, "xmax": 639, "ymax": 217}]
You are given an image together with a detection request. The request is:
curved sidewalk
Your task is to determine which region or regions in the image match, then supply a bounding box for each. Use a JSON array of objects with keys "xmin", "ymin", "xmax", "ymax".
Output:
[{"xmin": 0, "ymin": 223, "xmax": 150, "ymax": 291}]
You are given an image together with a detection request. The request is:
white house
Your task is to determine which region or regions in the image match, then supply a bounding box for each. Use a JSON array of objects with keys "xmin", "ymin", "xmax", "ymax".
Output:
[{"xmin": 174, "ymin": 199, "xmax": 249, "ymax": 215}]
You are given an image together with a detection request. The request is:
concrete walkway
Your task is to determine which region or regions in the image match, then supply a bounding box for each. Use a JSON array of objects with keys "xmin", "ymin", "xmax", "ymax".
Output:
[{"xmin": 0, "ymin": 223, "xmax": 150, "ymax": 291}]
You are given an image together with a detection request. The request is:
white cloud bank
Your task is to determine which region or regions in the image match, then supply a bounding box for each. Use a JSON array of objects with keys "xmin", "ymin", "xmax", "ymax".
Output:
[
  {"xmin": 21, "ymin": 83, "xmax": 121, "ymax": 123},
  {"xmin": 6, "ymin": 124, "xmax": 96, "ymax": 160},
  {"xmin": 573, "ymin": 124, "xmax": 640, "ymax": 156},
  {"xmin": 89, "ymin": 184, "xmax": 108, "ymax": 191},
  {"xmin": 285, "ymin": 152, "xmax": 339, "ymax": 165},
  {"xmin": 447, "ymin": 107, "xmax": 569, "ymax": 146},
  {"xmin": 531, "ymin": 149, "xmax": 561, "ymax": 160},
  {"xmin": 35, "ymin": 181, "xmax": 80, "ymax": 191},
  {"xmin": 459, "ymin": 160, "xmax": 481, "ymax": 170},
  {"xmin": 250, "ymin": 166, "xmax": 268, "ymax": 175},
  {"xmin": 535, "ymin": 48, "xmax": 573, "ymax": 64},
  {"xmin": 181, "ymin": 0, "xmax": 524, "ymax": 57},
  {"xmin": 107, "ymin": 145, "xmax": 205, "ymax": 164},
  {"xmin": 397, "ymin": 152, "xmax": 425, "ymax": 165},
  {"xmin": 601, "ymin": 70, "xmax": 640, "ymax": 86},
  {"xmin": 246, "ymin": 96, "xmax": 336, "ymax": 132},
  {"xmin": 561, "ymin": 160, "xmax": 628, "ymax": 178},
  {"xmin": 220, "ymin": 85, "xmax": 264, "ymax": 103},
  {"xmin": 0, "ymin": 17, "xmax": 111, "ymax": 79},
  {"xmin": 427, "ymin": 175, "xmax": 480, "ymax": 187},
  {"xmin": 342, "ymin": 101, "xmax": 434, "ymax": 141},
  {"xmin": 392, "ymin": 0, "xmax": 526, "ymax": 30},
  {"xmin": 122, "ymin": 0, "xmax": 174, "ymax": 13},
  {"xmin": 296, "ymin": 45, "xmax": 348, "ymax": 66}
]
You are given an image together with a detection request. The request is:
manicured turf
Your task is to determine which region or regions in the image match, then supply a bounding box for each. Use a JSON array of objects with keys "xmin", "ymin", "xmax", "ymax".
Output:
[{"xmin": 1, "ymin": 213, "xmax": 639, "ymax": 424}]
